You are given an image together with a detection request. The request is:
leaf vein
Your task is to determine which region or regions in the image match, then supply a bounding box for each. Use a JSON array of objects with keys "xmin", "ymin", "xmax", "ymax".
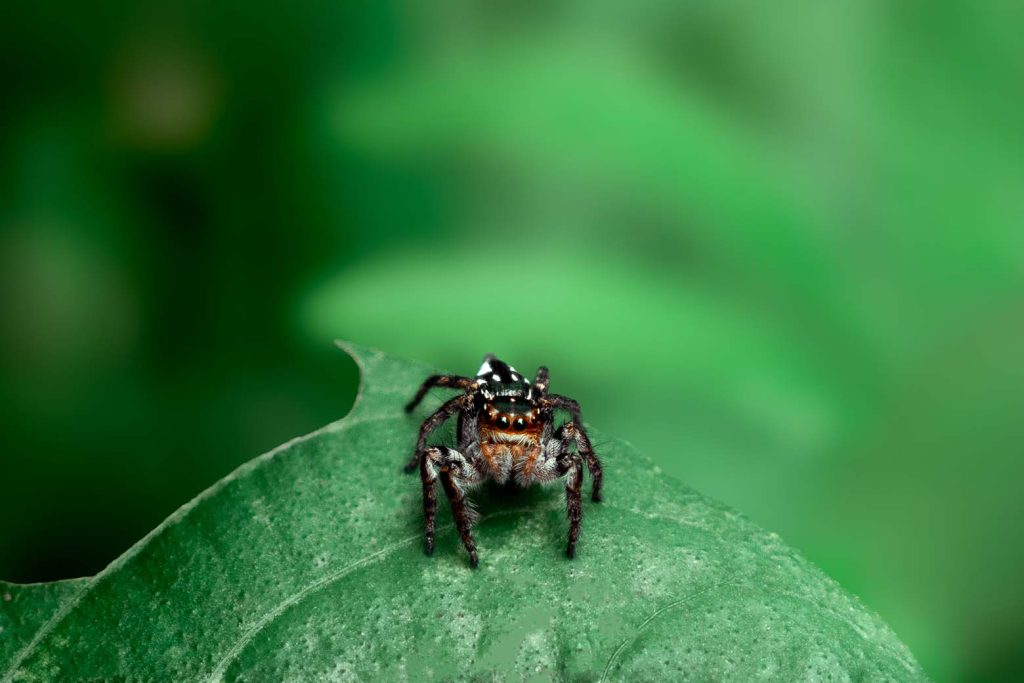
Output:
[{"xmin": 599, "ymin": 571, "xmax": 744, "ymax": 683}]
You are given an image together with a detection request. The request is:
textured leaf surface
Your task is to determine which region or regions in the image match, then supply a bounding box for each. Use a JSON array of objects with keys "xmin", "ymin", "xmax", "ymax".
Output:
[
  {"xmin": 0, "ymin": 344, "xmax": 926, "ymax": 681},
  {"xmin": 0, "ymin": 580, "xmax": 88, "ymax": 665}
]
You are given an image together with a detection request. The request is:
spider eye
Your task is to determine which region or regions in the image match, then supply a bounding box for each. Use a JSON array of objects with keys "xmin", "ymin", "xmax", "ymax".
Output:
[
  {"xmin": 512, "ymin": 417, "xmax": 527, "ymax": 431},
  {"xmin": 496, "ymin": 415, "xmax": 510, "ymax": 428}
]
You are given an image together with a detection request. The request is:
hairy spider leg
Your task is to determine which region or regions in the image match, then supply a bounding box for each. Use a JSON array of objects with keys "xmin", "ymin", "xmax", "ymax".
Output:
[
  {"xmin": 532, "ymin": 366, "xmax": 550, "ymax": 396},
  {"xmin": 561, "ymin": 451, "xmax": 584, "ymax": 558},
  {"xmin": 542, "ymin": 397, "xmax": 603, "ymax": 502},
  {"xmin": 420, "ymin": 447, "xmax": 483, "ymax": 564},
  {"xmin": 404, "ymin": 394, "xmax": 472, "ymax": 473},
  {"xmin": 441, "ymin": 471, "xmax": 479, "ymax": 568},
  {"xmin": 526, "ymin": 423, "xmax": 587, "ymax": 558},
  {"xmin": 420, "ymin": 446, "xmax": 484, "ymax": 567},
  {"xmin": 420, "ymin": 450, "xmax": 438, "ymax": 555},
  {"xmin": 561, "ymin": 421, "xmax": 603, "ymax": 503},
  {"xmin": 404, "ymin": 374, "xmax": 476, "ymax": 413},
  {"xmin": 544, "ymin": 393, "xmax": 581, "ymax": 422}
]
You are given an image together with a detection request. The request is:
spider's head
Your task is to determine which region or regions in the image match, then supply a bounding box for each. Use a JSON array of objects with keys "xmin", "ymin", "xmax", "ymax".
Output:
[{"xmin": 475, "ymin": 355, "xmax": 540, "ymax": 435}]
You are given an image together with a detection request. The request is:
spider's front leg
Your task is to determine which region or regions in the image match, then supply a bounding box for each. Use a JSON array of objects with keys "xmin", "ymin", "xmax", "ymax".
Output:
[
  {"xmin": 549, "ymin": 419, "xmax": 604, "ymax": 557},
  {"xmin": 556, "ymin": 448, "xmax": 585, "ymax": 559},
  {"xmin": 555, "ymin": 418, "xmax": 603, "ymax": 503},
  {"xmin": 541, "ymin": 396, "xmax": 602, "ymax": 502},
  {"xmin": 420, "ymin": 446, "xmax": 483, "ymax": 568},
  {"xmin": 404, "ymin": 394, "xmax": 471, "ymax": 473}
]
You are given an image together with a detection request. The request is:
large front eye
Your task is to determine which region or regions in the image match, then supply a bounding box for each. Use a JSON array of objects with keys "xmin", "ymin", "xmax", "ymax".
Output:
[
  {"xmin": 512, "ymin": 417, "xmax": 527, "ymax": 431},
  {"xmin": 496, "ymin": 415, "xmax": 510, "ymax": 428}
]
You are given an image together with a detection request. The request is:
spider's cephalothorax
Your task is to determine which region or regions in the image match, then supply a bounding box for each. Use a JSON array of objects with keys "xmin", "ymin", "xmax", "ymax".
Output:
[{"xmin": 403, "ymin": 355, "xmax": 603, "ymax": 568}]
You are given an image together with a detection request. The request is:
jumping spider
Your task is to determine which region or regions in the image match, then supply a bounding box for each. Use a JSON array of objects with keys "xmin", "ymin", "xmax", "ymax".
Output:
[{"xmin": 404, "ymin": 355, "xmax": 603, "ymax": 567}]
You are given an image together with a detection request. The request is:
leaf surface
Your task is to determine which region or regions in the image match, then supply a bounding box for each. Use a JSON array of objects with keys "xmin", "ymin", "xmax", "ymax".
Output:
[
  {"xmin": 0, "ymin": 579, "xmax": 88, "ymax": 666},
  {"xmin": 1, "ymin": 344, "xmax": 926, "ymax": 681}
]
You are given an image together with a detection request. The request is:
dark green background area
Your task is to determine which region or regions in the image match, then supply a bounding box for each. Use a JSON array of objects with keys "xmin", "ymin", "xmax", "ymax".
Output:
[{"xmin": 0, "ymin": 2, "xmax": 1021, "ymax": 681}]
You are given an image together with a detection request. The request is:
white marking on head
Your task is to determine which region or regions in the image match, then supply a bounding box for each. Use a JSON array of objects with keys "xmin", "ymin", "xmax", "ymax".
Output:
[
  {"xmin": 478, "ymin": 360, "xmax": 493, "ymax": 376},
  {"xmin": 491, "ymin": 373, "xmax": 501, "ymax": 382}
]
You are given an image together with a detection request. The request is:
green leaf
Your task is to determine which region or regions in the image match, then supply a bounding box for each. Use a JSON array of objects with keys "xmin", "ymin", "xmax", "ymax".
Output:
[
  {"xmin": 1, "ymin": 344, "xmax": 926, "ymax": 681},
  {"xmin": 0, "ymin": 579, "xmax": 88, "ymax": 666}
]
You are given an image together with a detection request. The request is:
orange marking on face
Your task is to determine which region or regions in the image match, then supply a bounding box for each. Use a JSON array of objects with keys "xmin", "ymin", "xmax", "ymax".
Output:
[
  {"xmin": 520, "ymin": 446, "xmax": 540, "ymax": 476},
  {"xmin": 480, "ymin": 423, "xmax": 543, "ymax": 440},
  {"xmin": 481, "ymin": 443, "xmax": 499, "ymax": 470}
]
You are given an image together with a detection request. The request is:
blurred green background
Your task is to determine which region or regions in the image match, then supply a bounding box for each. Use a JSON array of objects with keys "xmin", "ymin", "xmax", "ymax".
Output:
[{"xmin": 1, "ymin": 2, "xmax": 1021, "ymax": 680}]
